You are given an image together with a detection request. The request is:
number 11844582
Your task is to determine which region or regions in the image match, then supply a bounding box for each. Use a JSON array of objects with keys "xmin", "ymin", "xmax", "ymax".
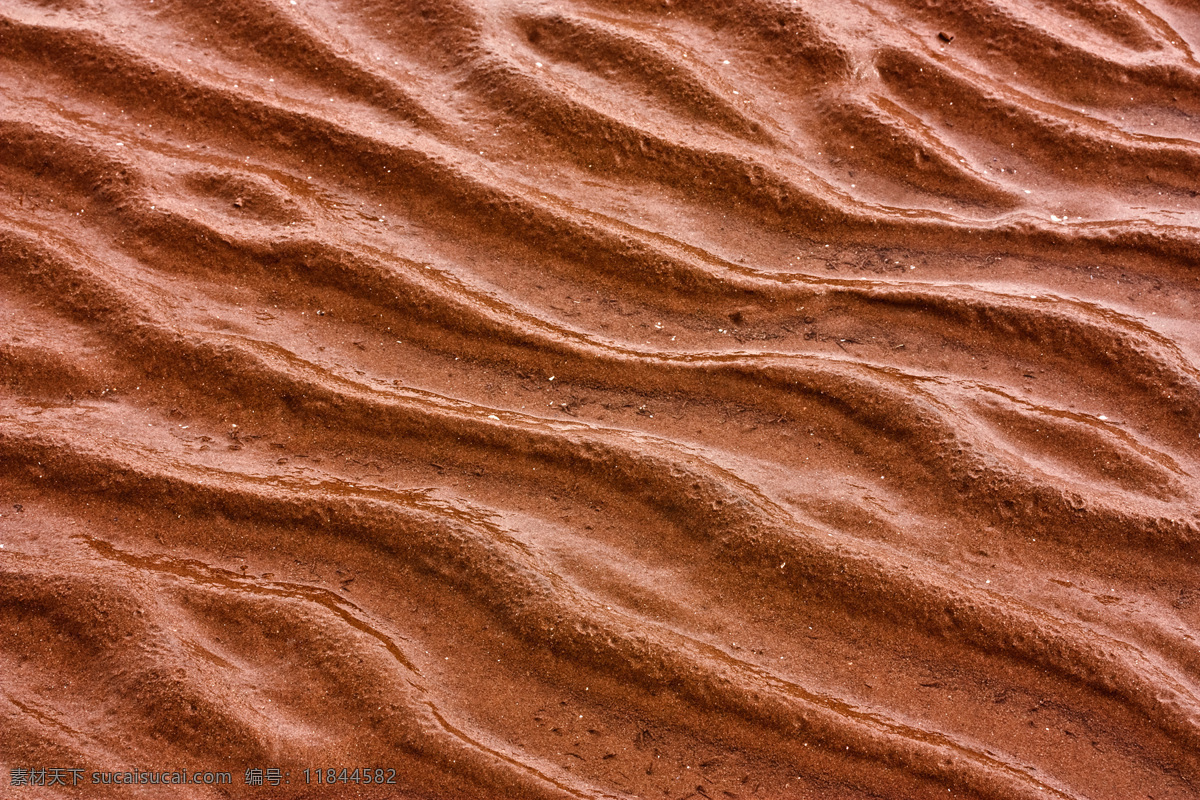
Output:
[{"xmin": 304, "ymin": 768, "xmax": 396, "ymax": 785}]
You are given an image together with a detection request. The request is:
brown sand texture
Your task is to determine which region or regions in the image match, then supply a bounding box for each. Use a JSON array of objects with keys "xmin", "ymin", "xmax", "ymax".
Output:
[{"xmin": 3, "ymin": 0, "xmax": 1200, "ymax": 797}]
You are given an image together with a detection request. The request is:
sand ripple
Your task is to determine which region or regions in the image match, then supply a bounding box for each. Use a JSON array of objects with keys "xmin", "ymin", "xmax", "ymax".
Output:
[{"xmin": 2, "ymin": 0, "xmax": 1200, "ymax": 796}]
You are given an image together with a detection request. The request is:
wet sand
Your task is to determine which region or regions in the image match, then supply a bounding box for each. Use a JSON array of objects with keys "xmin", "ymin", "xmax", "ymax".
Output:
[{"xmin": 2, "ymin": 0, "xmax": 1200, "ymax": 797}]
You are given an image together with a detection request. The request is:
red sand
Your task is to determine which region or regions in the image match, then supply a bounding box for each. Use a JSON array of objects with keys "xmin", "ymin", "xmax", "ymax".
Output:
[{"xmin": 2, "ymin": 0, "xmax": 1200, "ymax": 797}]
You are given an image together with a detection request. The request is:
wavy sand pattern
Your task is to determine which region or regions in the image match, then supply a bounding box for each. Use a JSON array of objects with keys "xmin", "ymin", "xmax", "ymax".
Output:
[{"xmin": 2, "ymin": 0, "xmax": 1200, "ymax": 797}]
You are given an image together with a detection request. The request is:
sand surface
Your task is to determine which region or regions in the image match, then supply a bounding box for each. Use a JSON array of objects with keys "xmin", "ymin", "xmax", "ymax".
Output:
[{"xmin": 3, "ymin": 0, "xmax": 1200, "ymax": 797}]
